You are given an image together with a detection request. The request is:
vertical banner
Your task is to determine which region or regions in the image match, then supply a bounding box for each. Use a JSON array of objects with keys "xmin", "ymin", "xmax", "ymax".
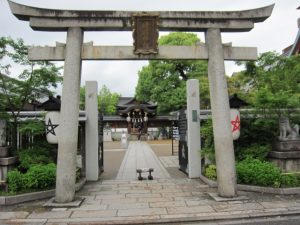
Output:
[
  {"xmin": 45, "ymin": 111, "xmax": 60, "ymax": 144},
  {"xmin": 230, "ymin": 109, "xmax": 240, "ymax": 140}
]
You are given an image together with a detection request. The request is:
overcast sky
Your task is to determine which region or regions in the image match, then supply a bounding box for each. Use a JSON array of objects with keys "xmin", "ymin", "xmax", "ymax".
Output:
[{"xmin": 0, "ymin": 0, "xmax": 299, "ymax": 97}]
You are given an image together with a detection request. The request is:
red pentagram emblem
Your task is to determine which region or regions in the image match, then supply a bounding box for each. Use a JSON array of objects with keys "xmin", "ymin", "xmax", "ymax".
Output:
[{"xmin": 231, "ymin": 115, "xmax": 240, "ymax": 132}]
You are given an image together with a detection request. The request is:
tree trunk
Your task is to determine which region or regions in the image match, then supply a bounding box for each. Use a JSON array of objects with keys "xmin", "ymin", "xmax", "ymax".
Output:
[{"xmin": 11, "ymin": 120, "xmax": 18, "ymax": 151}]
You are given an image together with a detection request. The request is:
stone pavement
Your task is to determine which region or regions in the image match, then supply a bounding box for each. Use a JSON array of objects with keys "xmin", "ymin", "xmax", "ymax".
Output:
[
  {"xmin": 2, "ymin": 178, "xmax": 300, "ymax": 224},
  {"xmin": 159, "ymin": 156, "xmax": 179, "ymax": 168},
  {"xmin": 1, "ymin": 141, "xmax": 300, "ymax": 224},
  {"xmin": 116, "ymin": 141, "xmax": 170, "ymax": 180}
]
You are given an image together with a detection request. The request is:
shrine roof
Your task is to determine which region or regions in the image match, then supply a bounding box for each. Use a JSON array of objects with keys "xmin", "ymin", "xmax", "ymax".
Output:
[
  {"xmin": 117, "ymin": 97, "xmax": 157, "ymax": 115},
  {"xmin": 38, "ymin": 95, "xmax": 61, "ymax": 111},
  {"xmin": 229, "ymin": 94, "xmax": 249, "ymax": 109},
  {"xmin": 117, "ymin": 97, "xmax": 156, "ymax": 107}
]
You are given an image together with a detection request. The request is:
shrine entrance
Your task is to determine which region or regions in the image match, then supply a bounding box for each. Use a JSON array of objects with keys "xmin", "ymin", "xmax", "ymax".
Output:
[
  {"xmin": 8, "ymin": 0, "xmax": 274, "ymax": 203},
  {"xmin": 117, "ymin": 97, "xmax": 156, "ymax": 135}
]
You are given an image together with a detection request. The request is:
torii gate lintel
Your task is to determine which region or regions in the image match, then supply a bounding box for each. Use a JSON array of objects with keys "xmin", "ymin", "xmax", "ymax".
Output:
[{"xmin": 28, "ymin": 43, "xmax": 258, "ymax": 61}]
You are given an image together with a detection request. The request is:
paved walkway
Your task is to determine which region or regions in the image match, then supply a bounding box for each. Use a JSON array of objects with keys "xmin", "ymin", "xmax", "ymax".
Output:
[
  {"xmin": 116, "ymin": 141, "xmax": 170, "ymax": 180},
  {"xmin": 159, "ymin": 156, "xmax": 178, "ymax": 168},
  {"xmin": 2, "ymin": 179, "xmax": 300, "ymax": 224},
  {"xmin": 2, "ymin": 141, "xmax": 300, "ymax": 224}
]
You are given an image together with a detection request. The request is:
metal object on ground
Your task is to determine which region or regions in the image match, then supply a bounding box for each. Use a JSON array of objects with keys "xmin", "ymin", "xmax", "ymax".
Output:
[{"xmin": 136, "ymin": 168, "xmax": 154, "ymax": 180}]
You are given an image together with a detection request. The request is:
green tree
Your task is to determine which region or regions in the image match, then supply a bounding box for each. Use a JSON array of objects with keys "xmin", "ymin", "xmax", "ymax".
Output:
[
  {"xmin": 0, "ymin": 37, "xmax": 62, "ymax": 150},
  {"xmin": 79, "ymin": 85, "xmax": 120, "ymax": 114},
  {"xmin": 98, "ymin": 85, "xmax": 120, "ymax": 115},
  {"xmin": 135, "ymin": 32, "xmax": 209, "ymax": 113},
  {"xmin": 228, "ymin": 51, "xmax": 300, "ymax": 115}
]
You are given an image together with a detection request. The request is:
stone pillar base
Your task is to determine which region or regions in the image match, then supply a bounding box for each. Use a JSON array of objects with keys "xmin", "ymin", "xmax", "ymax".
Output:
[
  {"xmin": 270, "ymin": 140, "xmax": 300, "ymax": 172},
  {"xmin": 0, "ymin": 156, "xmax": 18, "ymax": 181},
  {"xmin": 0, "ymin": 147, "xmax": 8, "ymax": 158},
  {"xmin": 269, "ymin": 158, "xmax": 300, "ymax": 172},
  {"xmin": 273, "ymin": 140, "xmax": 300, "ymax": 152}
]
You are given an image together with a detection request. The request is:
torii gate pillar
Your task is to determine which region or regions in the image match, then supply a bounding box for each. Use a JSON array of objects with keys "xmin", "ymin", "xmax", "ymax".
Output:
[
  {"xmin": 55, "ymin": 27, "xmax": 83, "ymax": 203},
  {"xmin": 206, "ymin": 28, "xmax": 237, "ymax": 197}
]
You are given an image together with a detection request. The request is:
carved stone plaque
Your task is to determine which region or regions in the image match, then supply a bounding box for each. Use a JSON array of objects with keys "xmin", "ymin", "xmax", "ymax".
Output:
[{"xmin": 132, "ymin": 14, "xmax": 159, "ymax": 55}]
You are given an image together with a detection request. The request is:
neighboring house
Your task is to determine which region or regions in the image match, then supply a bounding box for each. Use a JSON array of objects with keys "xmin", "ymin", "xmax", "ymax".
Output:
[
  {"xmin": 37, "ymin": 95, "xmax": 61, "ymax": 111},
  {"xmin": 282, "ymin": 7, "xmax": 300, "ymax": 56}
]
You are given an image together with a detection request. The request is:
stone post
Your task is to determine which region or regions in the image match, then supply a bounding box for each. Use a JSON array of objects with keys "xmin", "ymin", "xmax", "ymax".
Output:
[
  {"xmin": 85, "ymin": 81, "xmax": 99, "ymax": 181},
  {"xmin": 205, "ymin": 28, "xmax": 237, "ymax": 197},
  {"xmin": 0, "ymin": 120, "xmax": 6, "ymax": 147},
  {"xmin": 186, "ymin": 79, "xmax": 201, "ymax": 178},
  {"xmin": 55, "ymin": 27, "xmax": 83, "ymax": 203}
]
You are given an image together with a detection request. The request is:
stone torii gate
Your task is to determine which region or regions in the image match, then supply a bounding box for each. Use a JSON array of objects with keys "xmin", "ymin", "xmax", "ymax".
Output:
[{"xmin": 8, "ymin": 0, "xmax": 273, "ymax": 203}]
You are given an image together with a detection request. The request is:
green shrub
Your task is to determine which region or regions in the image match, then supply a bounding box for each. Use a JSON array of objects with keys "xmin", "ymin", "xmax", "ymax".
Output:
[
  {"xmin": 236, "ymin": 157, "xmax": 281, "ymax": 187},
  {"xmin": 18, "ymin": 147, "xmax": 53, "ymax": 171},
  {"xmin": 235, "ymin": 144, "xmax": 271, "ymax": 161},
  {"xmin": 205, "ymin": 164, "xmax": 217, "ymax": 180},
  {"xmin": 7, "ymin": 164, "xmax": 56, "ymax": 193},
  {"xmin": 281, "ymin": 173, "xmax": 299, "ymax": 187},
  {"xmin": 235, "ymin": 118, "xmax": 278, "ymax": 147},
  {"xmin": 23, "ymin": 163, "xmax": 56, "ymax": 190},
  {"xmin": 201, "ymin": 119, "xmax": 215, "ymax": 163},
  {"xmin": 76, "ymin": 167, "xmax": 82, "ymax": 182},
  {"xmin": 7, "ymin": 170, "xmax": 24, "ymax": 193}
]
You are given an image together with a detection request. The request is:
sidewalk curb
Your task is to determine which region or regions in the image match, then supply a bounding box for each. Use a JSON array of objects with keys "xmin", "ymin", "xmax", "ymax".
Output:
[
  {"xmin": 0, "ymin": 178, "xmax": 86, "ymax": 206},
  {"xmin": 199, "ymin": 174, "xmax": 300, "ymax": 195},
  {"xmin": 5, "ymin": 209, "xmax": 300, "ymax": 224}
]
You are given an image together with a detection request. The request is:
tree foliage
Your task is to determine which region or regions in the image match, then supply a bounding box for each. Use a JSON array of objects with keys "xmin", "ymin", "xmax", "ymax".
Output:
[
  {"xmin": 228, "ymin": 51, "xmax": 300, "ymax": 116},
  {"xmin": 227, "ymin": 51, "xmax": 300, "ymax": 163},
  {"xmin": 135, "ymin": 32, "xmax": 209, "ymax": 113},
  {"xmin": 79, "ymin": 85, "xmax": 120, "ymax": 115},
  {"xmin": 0, "ymin": 37, "xmax": 62, "ymax": 150},
  {"xmin": 98, "ymin": 85, "xmax": 120, "ymax": 115}
]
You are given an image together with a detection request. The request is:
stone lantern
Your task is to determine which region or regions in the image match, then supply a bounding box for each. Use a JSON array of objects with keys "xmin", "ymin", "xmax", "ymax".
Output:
[{"xmin": 0, "ymin": 120, "xmax": 17, "ymax": 190}]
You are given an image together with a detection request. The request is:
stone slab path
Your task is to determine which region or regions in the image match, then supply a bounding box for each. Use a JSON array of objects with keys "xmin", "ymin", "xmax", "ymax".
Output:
[
  {"xmin": 3, "ymin": 178, "xmax": 300, "ymax": 224},
  {"xmin": 116, "ymin": 141, "xmax": 170, "ymax": 180},
  {"xmin": 159, "ymin": 156, "xmax": 178, "ymax": 168},
  {"xmin": 2, "ymin": 141, "xmax": 300, "ymax": 224}
]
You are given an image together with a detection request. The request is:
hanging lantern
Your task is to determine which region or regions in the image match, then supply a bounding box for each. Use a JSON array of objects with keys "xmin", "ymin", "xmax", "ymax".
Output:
[
  {"xmin": 45, "ymin": 111, "xmax": 60, "ymax": 144},
  {"xmin": 144, "ymin": 112, "xmax": 148, "ymax": 122},
  {"xmin": 229, "ymin": 94, "xmax": 247, "ymax": 141},
  {"xmin": 230, "ymin": 109, "xmax": 240, "ymax": 140}
]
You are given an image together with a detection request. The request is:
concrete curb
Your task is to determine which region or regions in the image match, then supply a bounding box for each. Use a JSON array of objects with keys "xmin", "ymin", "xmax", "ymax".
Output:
[
  {"xmin": 0, "ymin": 177, "xmax": 86, "ymax": 206},
  {"xmin": 6, "ymin": 209, "xmax": 300, "ymax": 225},
  {"xmin": 199, "ymin": 174, "xmax": 300, "ymax": 194}
]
